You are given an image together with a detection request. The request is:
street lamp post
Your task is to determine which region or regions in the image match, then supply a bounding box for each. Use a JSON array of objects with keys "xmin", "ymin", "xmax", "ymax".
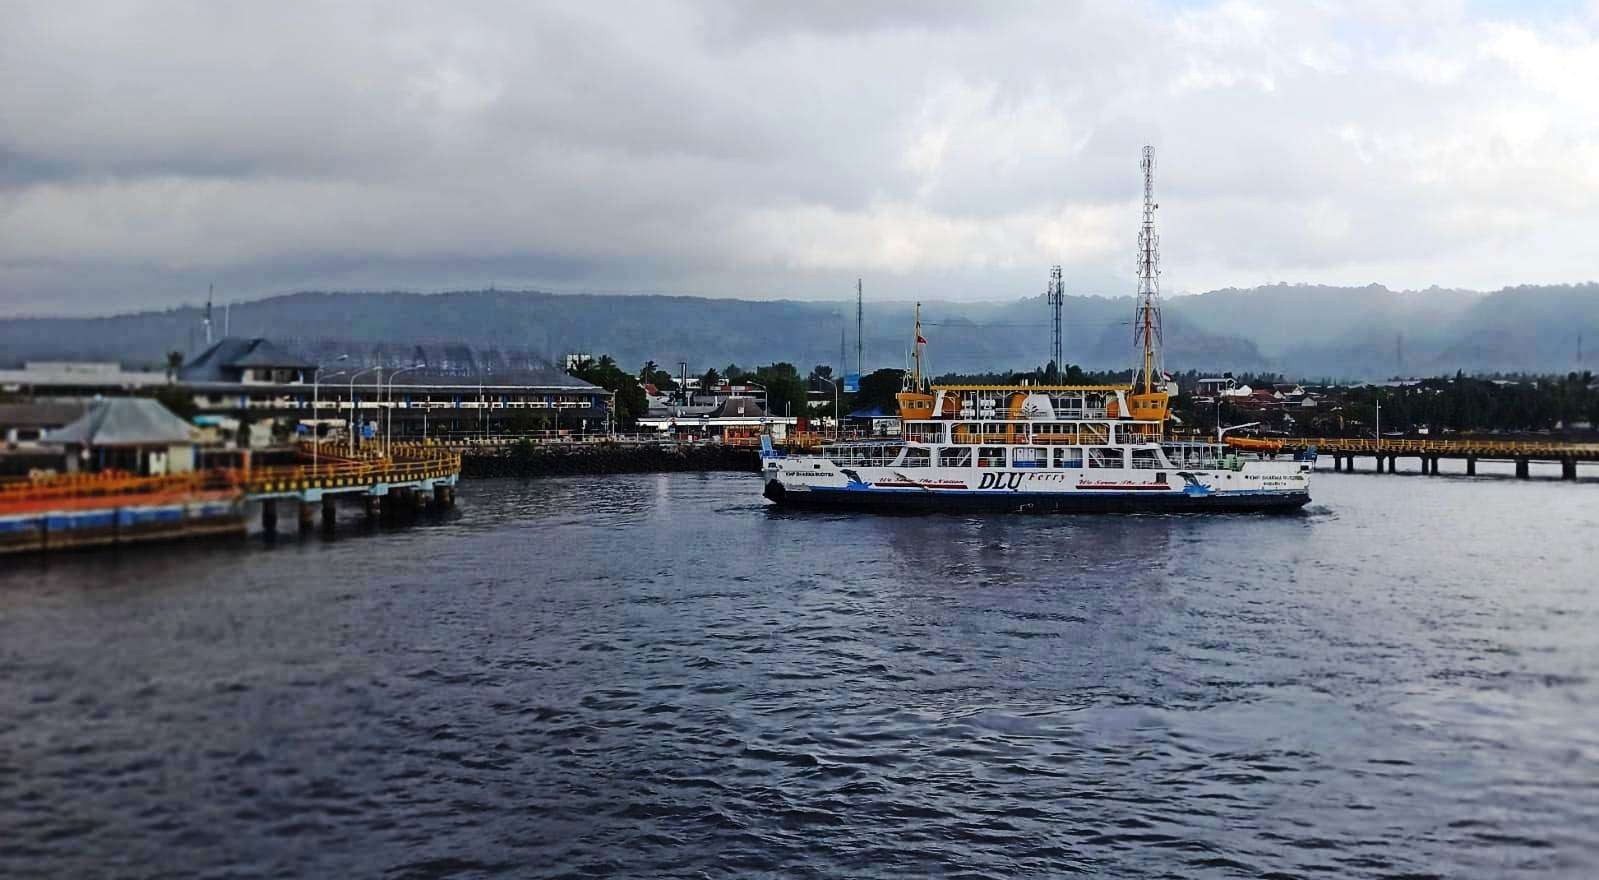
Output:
[
  {"xmin": 311, "ymin": 355, "xmax": 348, "ymax": 474},
  {"xmin": 385, "ymin": 363, "xmax": 426, "ymax": 455},
  {"xmin": 817, "ymin": 375, "xmax": 839, "ymax": 439},
  {"xmin": 346, "ymin": 366, "xmax": 380, "ymax": 455}
]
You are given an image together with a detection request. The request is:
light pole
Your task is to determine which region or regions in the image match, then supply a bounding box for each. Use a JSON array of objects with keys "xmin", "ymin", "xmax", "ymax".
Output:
[
  {"xmin": 1374, "ymin": 398, "xmax": 1382, "ymax": 453},
  {"xmin": 347, "ymin": 366, "xmax": 380, "ymax": 455},
  {"xmin": 385, "ymin": 363, "xmax": 426, "ymax": 455},
  {"xmin": 817, "ymin": 375, "xmax": 839, "ymax": 439},
  {"xmin": 311, "ymin": 355, "xmax": 348, "ymax": 474}
]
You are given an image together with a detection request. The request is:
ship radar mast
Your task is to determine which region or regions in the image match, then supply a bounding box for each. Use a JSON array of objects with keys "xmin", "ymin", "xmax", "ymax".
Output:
[
  {"xmin": 1134, "ymin": 145, "xmax": 1163, "ymax": 397},
  {"xmin": 911, "ymin": 301, "xmax": 925, "ymax": 390}
]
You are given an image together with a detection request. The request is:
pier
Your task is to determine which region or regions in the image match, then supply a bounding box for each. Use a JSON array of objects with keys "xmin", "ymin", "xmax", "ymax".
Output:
[
  {"xmin": 1230, "ymin": 436, "xmax": 1599, "ymax": 479},
  {"xmin": 244, "ymin": 443, "xmax": 462, "ymax": 535},
  {"xmin": 0, "ymin": 443, "xmax": 462, "ymax": 554}
]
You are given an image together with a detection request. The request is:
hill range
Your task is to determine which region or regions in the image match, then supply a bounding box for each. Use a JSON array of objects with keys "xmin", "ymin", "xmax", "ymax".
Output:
[{"xmin": 0, "ymin": 282, "xmax": 1594, "ymax": 381}]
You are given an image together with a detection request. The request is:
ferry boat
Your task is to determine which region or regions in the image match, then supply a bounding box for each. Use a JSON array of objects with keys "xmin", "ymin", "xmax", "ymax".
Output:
[
  {"xmin": 762, "ymin": 146, "xmax": 1312, "ymax": 514},
  {"xmin": 761, "ymin": 373, "xmax": 1312, "ymax": 512}
]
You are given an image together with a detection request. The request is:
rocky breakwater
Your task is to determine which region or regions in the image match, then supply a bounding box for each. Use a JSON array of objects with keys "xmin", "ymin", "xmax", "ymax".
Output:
[{"xmin": 461, "ymin": 440, "xmax": 760, "ymax": 478}]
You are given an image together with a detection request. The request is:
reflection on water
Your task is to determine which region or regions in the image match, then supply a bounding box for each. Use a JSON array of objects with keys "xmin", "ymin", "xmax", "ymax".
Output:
[{"xmin": 1, "ymin": 471, "xmax": 1597, "ymax": 878}]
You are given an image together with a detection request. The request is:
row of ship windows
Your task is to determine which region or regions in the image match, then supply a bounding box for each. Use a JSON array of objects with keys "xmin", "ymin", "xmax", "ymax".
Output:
[
  {"xmin": 830, "ymin": 446, "xmax": 1166, "ymax": 469},
  {"xmin": 902, "ymin": 424, "xmax": 1157, "ymax": 444}
]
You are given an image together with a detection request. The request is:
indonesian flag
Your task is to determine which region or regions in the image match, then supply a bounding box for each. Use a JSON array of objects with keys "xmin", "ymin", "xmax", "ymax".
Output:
[{"xmin": 917, "ymin": 334, "xmax": 928, "ymax": 344}]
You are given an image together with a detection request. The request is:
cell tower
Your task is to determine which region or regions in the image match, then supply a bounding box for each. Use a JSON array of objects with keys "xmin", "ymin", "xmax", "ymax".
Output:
[
  {"xmin": 1133, "ymin": 145, "xmax": 1163, "ymax": 395},
  {"xmin": 855, "ymin": 278, "xmax": 864, "ymax": 378},
  {"xmin": 1047, "ymin": 265, "xmax": 1064, "ymax": 381},
  {"xmin": 203, "ymin": 284, "xmax": 214, "ymax": 347}
]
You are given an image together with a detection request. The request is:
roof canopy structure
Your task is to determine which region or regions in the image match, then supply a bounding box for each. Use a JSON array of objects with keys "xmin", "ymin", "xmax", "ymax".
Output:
[
  {"xmin": 47, "ymin": 398, "xmax": 197, "ymax": 447},
  {"xmin": 707, "ymin": 396, "xmax": 767, "ymax": 418},
  {"xmin": 180, "ymin": 338, "xmax": 313, "ymax": 382}
]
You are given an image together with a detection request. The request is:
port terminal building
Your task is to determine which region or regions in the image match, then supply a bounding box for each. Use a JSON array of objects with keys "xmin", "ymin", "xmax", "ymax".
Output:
[{"xmin": 1, "ymin": 338, "xmax": 614, "ymax": 449}]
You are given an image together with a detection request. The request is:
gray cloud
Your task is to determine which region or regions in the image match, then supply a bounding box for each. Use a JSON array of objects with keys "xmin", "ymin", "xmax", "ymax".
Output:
[{"xmin": 2, "ymin": 0, "xmax": 1598, "ymax": 316}]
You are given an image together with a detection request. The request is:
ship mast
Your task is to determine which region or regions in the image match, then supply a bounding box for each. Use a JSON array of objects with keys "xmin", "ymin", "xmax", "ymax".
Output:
[
  {"xmin": 1134, "ymin": 145, "xmax": 1163, "ymax": 397},
  {"xmin": 912, "ymin": 301, "xmax": 923, "ymax": 389}
]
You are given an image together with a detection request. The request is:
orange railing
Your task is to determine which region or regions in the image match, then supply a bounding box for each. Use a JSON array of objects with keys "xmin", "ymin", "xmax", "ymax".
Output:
[
  {"xmin": 0, "ymin": 445, "xmax": 464, "ymax": 513},
  {"xmin": 0, "ymin": 470, "xmax": 240, "ymax": 515}
]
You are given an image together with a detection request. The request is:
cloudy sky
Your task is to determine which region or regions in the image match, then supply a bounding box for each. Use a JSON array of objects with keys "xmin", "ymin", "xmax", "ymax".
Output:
[{"xmin": 2, "ymin": 0, "xmax": 1598, "ymax": 316}]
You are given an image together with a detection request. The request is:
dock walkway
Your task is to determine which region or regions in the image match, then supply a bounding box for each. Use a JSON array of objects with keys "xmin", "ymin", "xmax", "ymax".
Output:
[{"xmin": 1227, "ymin": 436, "xmax": 1599, "ymax": 478}]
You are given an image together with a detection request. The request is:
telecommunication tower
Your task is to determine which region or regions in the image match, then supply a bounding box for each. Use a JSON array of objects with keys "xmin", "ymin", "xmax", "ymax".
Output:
[
  {"xmin": 855, "ymin": 278, "xmax": 864, "ymax": 378},
  {"xmin": 1047, "ymin": 265, "xmax": 1064, "ymax": 381},
  {"xmin": 204, "ymin": 284, "xmax": 214, "ymax": 347},
  {"xmin": 1133, "ymin": 145, "xmax": 1164, "ymax": 395}
]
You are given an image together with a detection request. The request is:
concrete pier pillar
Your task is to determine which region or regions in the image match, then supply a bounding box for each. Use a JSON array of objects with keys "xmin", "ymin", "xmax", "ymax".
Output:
[
  {"xmin": 1516, "ymin": 458, "xmax": 1530, "ymax": 479},
  {"xmin": 298, "ymin": 502, "xmax": 315, "ymax": 532},
  {"xmin": 1466, "ymin": 456, "xmax": 1476, "ymax": 476},
  {"xmin": 1387, "ymin": 455, "xmax": 1396, "ymax": 473},
  {"xmin": 1333, "ymin": 456, "xmax": 1342, "ymax": 472},
  {"xmin": 434, "ymin": 484, "xmax": 450, "ymax": 507},
  {"xmin": 379, "ymin": 492, "xmax": 393, "ymax": 521},
  {"xmin": 322, "ymin": 495, "xmax": 337, "ymax": 531},
  {"xmin": 1562, "ymin": 459, "xmax": 1577, "ymax": 480},
  {"xmin": 364, "ymin": 496, "xmax": 377, "ymax": 520},
  {"xmin": 261, "ymin": 500, "xmax": 277, "ymax": 535}
]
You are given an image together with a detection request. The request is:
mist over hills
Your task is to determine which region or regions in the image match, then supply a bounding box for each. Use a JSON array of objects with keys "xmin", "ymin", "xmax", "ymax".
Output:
[{"xmin": 0, "ymin": 283, "xmax": 1594, "ymax": 381}]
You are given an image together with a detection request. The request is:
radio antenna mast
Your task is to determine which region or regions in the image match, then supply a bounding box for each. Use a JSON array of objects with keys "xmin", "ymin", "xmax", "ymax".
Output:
[
  {"xmin": 204, "ymin": 284, "xmax": 214, "ymax": 347},
  {"xmin": 855, "ymin": 278, "xmax": 864, "ymax": 378},
  {"xmin": 1047, "ymin": 265, "xmax": 1064, "ymax": 382},
  {"xmin": 1133, "ymin": 145, "xmax": 1163, "ymax": 396}
]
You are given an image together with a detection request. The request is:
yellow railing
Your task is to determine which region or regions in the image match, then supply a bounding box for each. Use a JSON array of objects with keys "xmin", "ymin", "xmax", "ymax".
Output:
[
  {"xmin": 243, "ymin": 446, "xmax": 461, "ymax": 494},
  {"xmin": 1228, "ymin": 436, "xmax": 1599, "ymax": 458}
]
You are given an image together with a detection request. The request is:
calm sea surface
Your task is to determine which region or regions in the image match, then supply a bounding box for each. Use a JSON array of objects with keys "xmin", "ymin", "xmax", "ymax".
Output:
[{"xmin": 2, "ymin": 469, "xmax": 1598, "ymax": 878}]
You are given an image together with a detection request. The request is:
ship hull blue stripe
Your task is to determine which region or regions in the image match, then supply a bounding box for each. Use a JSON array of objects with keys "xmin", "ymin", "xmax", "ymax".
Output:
[{"xmin": 765, "ymin": 482, "xmax": 1309, "ymax": 513}]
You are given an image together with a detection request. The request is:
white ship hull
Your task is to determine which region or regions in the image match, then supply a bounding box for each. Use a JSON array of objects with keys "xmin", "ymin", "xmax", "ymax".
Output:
[{"xmin": 764, "ymin": 458, "xmax": 1311, "ymax": 513}]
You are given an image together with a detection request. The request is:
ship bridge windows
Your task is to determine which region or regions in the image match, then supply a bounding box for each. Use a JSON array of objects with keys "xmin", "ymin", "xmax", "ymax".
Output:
[
  {"xmin": 898, "ymin": 447, "xmax": 932, "ymax": 468},
  {"xmin": 1086, "ymin": 447, "xmax": 1125, "ymax": 468},
  {"xmin": 1052, "ymin": 447, "xmax": 1084, "ymax": 469},
  {"xmin": 1011, "ymin": 447, "xmax": 1048, "ymax": 468},
  {"xmin": 938, "ymin": 447, "xmax": 972, "ymax": 468},
  {"xmin": 903, "ymin": 422, "xmax": 944, "ymax": 444},
  {"xmin": 977, "ymin": 446, "xmax": 1006, "ymax": 468}
]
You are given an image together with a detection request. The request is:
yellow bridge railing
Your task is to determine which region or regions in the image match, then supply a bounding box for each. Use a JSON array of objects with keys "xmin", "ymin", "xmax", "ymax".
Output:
[{"xmin": 1228, "ymin": 436, "xmax": 1599, "ymax": 459}]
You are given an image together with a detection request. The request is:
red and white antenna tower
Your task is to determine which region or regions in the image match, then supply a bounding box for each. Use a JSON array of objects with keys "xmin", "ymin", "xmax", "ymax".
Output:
[{"xmin": 1133, "ymin": 145, "xmax": 1164, "ymax": 395}]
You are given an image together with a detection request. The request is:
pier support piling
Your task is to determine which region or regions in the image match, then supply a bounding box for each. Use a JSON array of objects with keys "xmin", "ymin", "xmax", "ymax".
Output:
[
  {"xmin": 322, "ymin": 495, "xmax": 337, "ymax": 531},
  {"xmin": 298, "ymin": 502, "xmax": 314, "ymax": 532},
  {"xmin": 1333, "ymin": 457, "xmax": 1342, "ymax": 472},
  {"xmin": 363, "ymin": 496, "xmax": 376, "ymax": 520},
  {"xmin": 261, "ymin": 500, "xmax": 277, "ymax": 535},
  {"xmin": 1466, "ymin": 456, "xmax": 1476, "ymax": 476},
  {"xmin": 1516, "ymin": 458, "xmax": 1530, "ymax": 479},
  {"xmin": 1562, "ymin": 459, "xmax": 1578, "ymax": 480},
  {"xmin": 434, "ymin": 484, "xmax": 450, "ymax": 508}
]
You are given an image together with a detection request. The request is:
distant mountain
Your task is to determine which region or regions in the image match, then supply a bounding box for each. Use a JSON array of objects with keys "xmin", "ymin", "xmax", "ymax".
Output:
[{"xmin": 0, "ymin": 283, "xmax": 1593, "ymax": 380}]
